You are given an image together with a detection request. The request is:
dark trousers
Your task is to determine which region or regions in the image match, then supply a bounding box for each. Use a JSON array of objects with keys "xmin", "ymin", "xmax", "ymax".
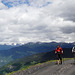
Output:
[{"xmin": 56, "ymin": 54, "xmax": 62, "ymax": 60}]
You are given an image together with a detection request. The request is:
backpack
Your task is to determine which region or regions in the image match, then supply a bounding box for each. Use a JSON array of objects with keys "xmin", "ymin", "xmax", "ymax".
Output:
[{"xmin": 57, "ymin": 48, "xmax": 62, "ymax": 54}]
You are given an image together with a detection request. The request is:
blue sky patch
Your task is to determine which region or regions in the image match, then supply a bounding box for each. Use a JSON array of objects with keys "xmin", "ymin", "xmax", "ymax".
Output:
[
  {"xmin": 1, "ymin": 0, "xmax": 30, "ymax": 8},
  {"xmin": 25, "ymin": 0, "xmax": 30, "ymax": 6},
  {"xmin": 40, "ymin": 2, "xmax": 51, "ymax": 8},
  {"xmin": 1, "ymin": 0, "xmax": 51, "ymax": 8},
  {"xmin": 1, "ymin": 1, "xmax": 13, "ymax": 8}
]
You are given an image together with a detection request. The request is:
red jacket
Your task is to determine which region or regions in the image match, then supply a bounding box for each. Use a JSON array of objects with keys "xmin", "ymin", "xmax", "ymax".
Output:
[{"xmin": 55, "ymin": 47, "xmax": 63, "ymax": 54}]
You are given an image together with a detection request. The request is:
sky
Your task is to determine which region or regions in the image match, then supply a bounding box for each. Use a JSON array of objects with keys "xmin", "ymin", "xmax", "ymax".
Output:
[{"xmin": 0, "ymin": 0, "xmax": 75, "ymax": 44}]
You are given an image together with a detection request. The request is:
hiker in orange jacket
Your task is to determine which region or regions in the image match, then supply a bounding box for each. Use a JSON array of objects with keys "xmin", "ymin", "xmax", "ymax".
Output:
[{"xmin": 55, "ymin": 45, "xmax": 63, "ymax": 65}]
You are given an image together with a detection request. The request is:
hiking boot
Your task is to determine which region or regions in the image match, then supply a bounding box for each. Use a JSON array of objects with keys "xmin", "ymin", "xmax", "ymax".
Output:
[{"xmin": 60, "ymin": 60, "xmax": 62, "ymax": 64}]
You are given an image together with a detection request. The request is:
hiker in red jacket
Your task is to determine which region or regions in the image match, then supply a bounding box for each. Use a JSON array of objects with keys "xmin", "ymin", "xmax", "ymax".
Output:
[{"xmin": 55, "ymin": 45, "xmax": 63, "ymax": 65}]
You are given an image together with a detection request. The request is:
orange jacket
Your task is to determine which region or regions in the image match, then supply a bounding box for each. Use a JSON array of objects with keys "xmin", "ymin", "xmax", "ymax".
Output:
[{"xmin": 55, "ymin": 47, "xmax": 63, "ymax": 54}]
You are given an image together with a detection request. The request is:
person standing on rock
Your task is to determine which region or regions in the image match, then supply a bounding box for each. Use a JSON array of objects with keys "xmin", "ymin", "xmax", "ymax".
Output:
[
  {"xmin": 72, "ymin": 46, "xmax": 75, "ymax": 62},
  {"xmin": 55, "ymin": 45, "xmax": 63, "ymax": 65}
]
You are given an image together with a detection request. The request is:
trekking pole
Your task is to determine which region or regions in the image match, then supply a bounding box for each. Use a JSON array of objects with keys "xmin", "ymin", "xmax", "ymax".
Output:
[
  {"xmin": 55, "ymin": 53, "xmax": 57, "ymax": 64},
  {"xmin": 55, "ymin": 53, "xmax": 56, "ymax": 64},
  {"xmin": 62, "ymin": 54, "xmax": 64, "ymax": 64}
]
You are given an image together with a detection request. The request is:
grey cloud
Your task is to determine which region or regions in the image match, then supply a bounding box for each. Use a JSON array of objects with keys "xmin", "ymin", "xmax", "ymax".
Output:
[
  {"xmin": 57, "ymin": 0, "xmax": 75, "ymax": 22},
  {"xmin": 46, "ymin": 0, "xmax": 75, "ymax": 22},
  {"xmin": 61, "ymin": 26, "xmax": 75, "ymax": 34},
  {"xmin": 60, "ymin": 10, "xmax": 75, "ymax": 22}
]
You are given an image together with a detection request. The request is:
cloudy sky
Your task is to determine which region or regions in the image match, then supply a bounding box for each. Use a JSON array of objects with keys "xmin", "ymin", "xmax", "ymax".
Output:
[{"xmin": 0, "ymin": 0, "xmax": 75, "ymax": 44}]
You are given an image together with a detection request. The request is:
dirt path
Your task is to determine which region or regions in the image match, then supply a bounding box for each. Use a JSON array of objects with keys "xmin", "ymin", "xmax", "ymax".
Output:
[{"xmin": 31, "ymin": 59, "xmax": 75, "ymax": 75}]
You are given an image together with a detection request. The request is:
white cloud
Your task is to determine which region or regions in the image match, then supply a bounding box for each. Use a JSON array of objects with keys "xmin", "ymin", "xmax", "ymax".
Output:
[{"xmin": 0, "ymin": 0, "xmax": 75, "ymax": 44}]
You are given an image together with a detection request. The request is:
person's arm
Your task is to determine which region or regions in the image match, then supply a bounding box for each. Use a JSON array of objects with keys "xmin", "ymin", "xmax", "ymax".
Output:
[
  {"xmin": 61, "ymin": 48, "xmax": 63, "ymax": 54},
  {"xmin": 62, "ymin": 50, "xmax": 63, "ymax": 54},
  {"xmin": 55, "ymin": 48, "xmax": 57, "ymax": 54}
]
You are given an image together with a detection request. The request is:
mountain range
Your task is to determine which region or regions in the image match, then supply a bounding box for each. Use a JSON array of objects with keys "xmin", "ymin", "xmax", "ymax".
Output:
[
  {"xmin": 0, "ymin": 44, "xmax": 17, "ymax": 50},
  {"xmin": 0, "ymin": 42, "xmax": 74, "ymax": 67}
]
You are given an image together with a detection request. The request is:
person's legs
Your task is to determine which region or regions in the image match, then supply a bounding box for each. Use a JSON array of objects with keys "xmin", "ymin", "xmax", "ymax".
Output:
[
  {"xmin": 60, "ymin": 60, "xmax": 62, "ymax": 64},
  {"xmin": 59, "ymin": 54, "xmax": 62, "ymax": 64},
  {"xmin": 57, "ymin": 59, "xmax": 60, "ymax": 65},
  {"xmin": 57, "ymin": 54, "xmax": 60, "ymax": 65}
]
